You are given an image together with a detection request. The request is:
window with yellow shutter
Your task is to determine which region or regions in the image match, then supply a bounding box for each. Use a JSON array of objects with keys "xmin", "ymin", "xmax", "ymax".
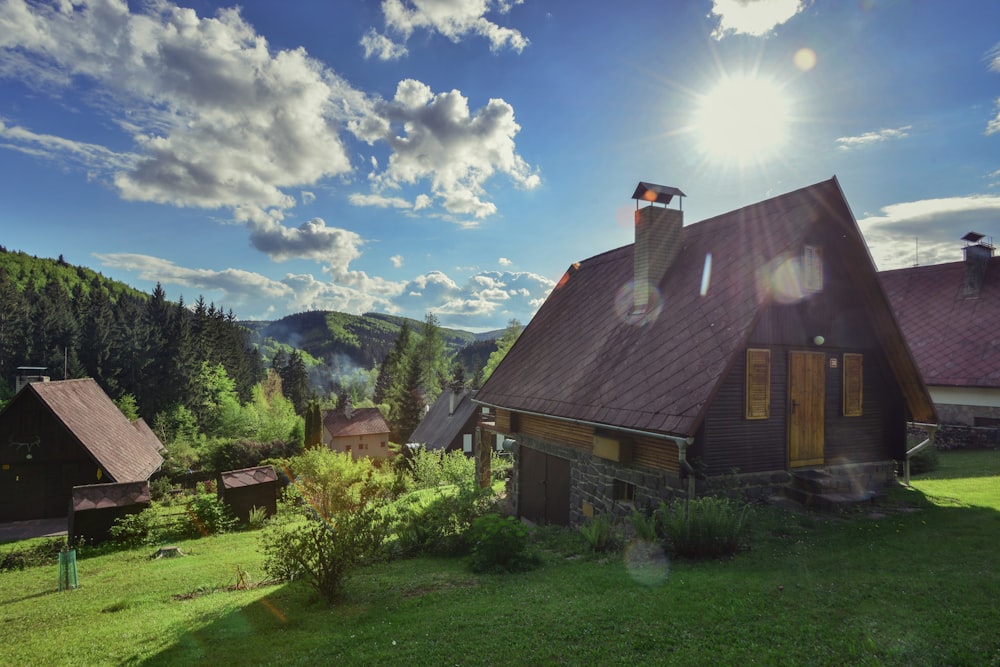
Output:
[
  {"xmin": 843, "ymin": 353, "xmax": 863, "ymax": 416},
  {"xmin": 745, "ymin": 348, "xmax": 771, "ymax": 419}
]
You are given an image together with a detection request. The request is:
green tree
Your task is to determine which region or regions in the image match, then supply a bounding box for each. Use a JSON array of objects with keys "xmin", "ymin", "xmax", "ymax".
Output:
[
  {"xmin": 482, "ymin": 319, "xmax": 523, "ymax": 382},
  {"xmin": 416, "ymin": 313, "xmax": 450, "ymax": 404}
]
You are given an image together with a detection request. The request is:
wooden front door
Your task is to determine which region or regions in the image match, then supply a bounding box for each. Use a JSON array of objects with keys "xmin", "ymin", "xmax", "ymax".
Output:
[
  {"xmin": 518, "ymin": 447, "xmax": 570, "ymax": 525},
  {"xmin": 788, "ymin": 350, "xmax": 825, "ymax": 467}
]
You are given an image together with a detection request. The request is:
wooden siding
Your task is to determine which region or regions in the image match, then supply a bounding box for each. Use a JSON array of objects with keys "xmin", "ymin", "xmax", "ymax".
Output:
[
  {"xmin": 631, "ymin": 435, "xmax": 680, "ymax": 474},
  {"xmin": 825, "ymin": 350, "xmax": 905, "ymax": 463},
  {"xmin": 495, "ymin": 409, "xmax": 513, "ymax": 433},
  {"xmin": 518, "ymin": 413, "xmax": 592, "ymax": 451}
]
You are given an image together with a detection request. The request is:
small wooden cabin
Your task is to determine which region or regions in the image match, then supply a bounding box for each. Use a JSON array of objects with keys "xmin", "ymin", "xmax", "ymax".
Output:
[
  {"xmin": 475, "ymin": 178, "xmax": 937, "ymax": 526},
  {"xmin": 69, "ymin": 481, "xmax": 151, "ymax": 545},
  {"xmin": 0, "ymin": 379, "xmax": 164, "ymax": 522}
]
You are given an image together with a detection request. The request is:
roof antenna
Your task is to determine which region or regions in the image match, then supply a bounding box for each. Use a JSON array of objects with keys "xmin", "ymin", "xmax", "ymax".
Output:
[{"xmin": 913, "ymin": 236, "xmax": 919, "ymax": 267}]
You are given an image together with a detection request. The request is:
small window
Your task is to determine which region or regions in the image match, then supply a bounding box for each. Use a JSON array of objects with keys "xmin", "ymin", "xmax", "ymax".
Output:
[
  {"xmin": 745, "ymin": 348, "xmax": 771, "ymax": 420},
  {"xmin": 613, "ymin": 479, "xmax": 636, "ymax": 503},
  {"xmin": 843, "ymin": 353, "xmax": 863, "ymax": 417},
  {"xmin": 804, "ymin": 245, "xmax": 823, "ymax": 293}
]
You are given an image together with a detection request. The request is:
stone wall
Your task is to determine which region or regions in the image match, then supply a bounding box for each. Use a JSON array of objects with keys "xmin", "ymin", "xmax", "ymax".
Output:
[{"xmin": 921, "ymin": 424, "xmax": 1000, "ymax": 450}]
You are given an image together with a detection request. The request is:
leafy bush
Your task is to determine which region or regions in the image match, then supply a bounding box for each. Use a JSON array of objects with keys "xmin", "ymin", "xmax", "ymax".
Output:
[
  {"xmin": 260, "ymin": 503, "xmax": 392, "ymax": 603},
  {"xmin": 630, "ymin": 508, "xmax": 658, "ymax": 542},
  {"xmin": 281, "ymin": 448, "xmax": 396, "ymax": 518},
  {"xmin": 467, "ymin": 514, "xmax": 539, "ymax": 574},
  {"xmin": 656, "ymin": 496, "xmax": 750, "ymax": 559},
  {"xmin": 579, "ymin": 515, "xmax": 619, "ymax": 553},
  {"xmin": 185, "ymin": 494, "xmax": 236, "ymax": 537},
  {"xmin": 148, "ymin": 476, "xmax": 175, "ymax": 503},
  {"xmin": 206, "ymin": 439, "xmax": 299, "ymax": 475},
  {"xmin": 394, "ymin": 482, "xmax": 497, "ymax": 557},
  {"xmin": 110, "ymin": 507, "xmax": 162, "ymax": 547},
  {"xmin": 0, "ymin": 538, "xmax": 64, "ymax": 571}
]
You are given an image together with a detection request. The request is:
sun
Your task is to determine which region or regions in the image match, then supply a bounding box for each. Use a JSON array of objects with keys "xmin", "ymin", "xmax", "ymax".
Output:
[{"xmin": 692, "ymin": 74, "xmax": 791, "ymax": 165}]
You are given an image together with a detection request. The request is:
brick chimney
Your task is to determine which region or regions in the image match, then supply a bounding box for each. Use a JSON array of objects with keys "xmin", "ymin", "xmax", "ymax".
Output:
[
  {"xmin": 962, "ymin": 231, "xmax": 994, "ymax": 298},
  {"xmin": 632, "ymin": 182, "xmax": 685, "ymax": 313}
]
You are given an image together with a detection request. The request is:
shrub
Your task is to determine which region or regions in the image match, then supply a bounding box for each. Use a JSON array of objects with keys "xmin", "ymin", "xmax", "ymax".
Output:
[
  {"xmin": 468, "ymin": 514, "xmax": 539, "ymax": 574},
  {"xmin": 185, "ymin": 494, "xmax": 236, "ymax": 537},
  {"xmin": 0, "ymin": 538, "xmax": 64, "ymax": 571},
  {"xmin": 148, "ymin": 476, "xmax": 174, "ymax": 503},
  {"xmin": 394, "ymin": 482, "xmax": 497, "ymax": 557},
  {"xmin": 247, "ymin": 505, "xmax": 269, "ymax": 530},
  {"xmin": 110, "ymin": 507, "xmax": 162, "ymax": 547},
  {"xmin": 260, "ymin": 503, "xmax": 392, "ymax": 603},
  {"xmin": 579, "ymin": 515, "xmax": 619, "ymax": 553},
  {"xmin": 656, "ymin": 496, "xmax": 750, "ymax": 559},
  {"xmin": 630, "ymin": 508, "xmax": 658, "ymax": 542}
]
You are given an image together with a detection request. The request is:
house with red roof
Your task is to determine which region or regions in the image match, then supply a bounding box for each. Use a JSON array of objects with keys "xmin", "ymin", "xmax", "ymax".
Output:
[
  {"xmin": 475, "ymin": 178, "xmax": 937, "ymax": 525},
  {"xmin": 880, "ymin": 232, "xmax": 1000, "ymax": 431},
  {"xmin": 0, "ymin": 378, "xmax": 164, "ymax": 522},
  {"xmin": 322, "ymin": 403, "xmax": 393, "ymax": 460}
]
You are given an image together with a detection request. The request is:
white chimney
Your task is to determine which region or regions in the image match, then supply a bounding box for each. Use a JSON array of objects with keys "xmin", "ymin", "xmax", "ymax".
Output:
[
  {"xmin": 449, "ymin": 382, "xmax": 464, "ymax": 415},
  {"xmin": 343, "ymin": 398, "xmax": 353, "ymax": 420},
  {"xmin": 631, "ymin": 182, "xmax": 685, "ymax": 313},
  {"xmin": 962, "ymin": 231, "xmax": 994, "ymax": 297}
]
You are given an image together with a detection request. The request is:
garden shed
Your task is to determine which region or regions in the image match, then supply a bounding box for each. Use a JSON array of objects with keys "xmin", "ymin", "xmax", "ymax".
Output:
[
  {"xmin": 69, "ymin": 480, "xmax": 151, "ymax": 545},
  {"xmin": 217, "ymin": 465, "xmax": 279, "ymax": 524},
  {"xmin": 475, "ymin": 178, "xmax": 937, "ymax": 526}
]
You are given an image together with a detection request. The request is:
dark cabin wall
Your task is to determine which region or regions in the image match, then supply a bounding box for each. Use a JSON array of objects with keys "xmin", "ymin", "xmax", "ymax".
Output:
[
  {"xmin": 698, "ymin": 233, "xmax": 907, "ymax": 476},
  {"xmin": 0, "ymin": 392, "xmax": 103, "ymax": 521}
]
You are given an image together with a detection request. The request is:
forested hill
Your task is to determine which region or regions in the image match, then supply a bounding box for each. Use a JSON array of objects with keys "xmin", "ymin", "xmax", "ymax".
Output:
[{"xmin": 242, "ymin": 311, "xmax": 498, "ymax": 372}]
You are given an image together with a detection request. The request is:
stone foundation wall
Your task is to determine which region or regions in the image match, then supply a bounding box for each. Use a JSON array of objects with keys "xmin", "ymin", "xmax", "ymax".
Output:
[{"xmin": 908, "ymin": 424, "xmax": 1000, "ymax": 450}]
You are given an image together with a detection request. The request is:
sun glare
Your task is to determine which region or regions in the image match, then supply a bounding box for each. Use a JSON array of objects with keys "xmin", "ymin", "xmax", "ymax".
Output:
[{"xmin": 693, "ymin": 74, "xmax": 791, "ymax": 165}]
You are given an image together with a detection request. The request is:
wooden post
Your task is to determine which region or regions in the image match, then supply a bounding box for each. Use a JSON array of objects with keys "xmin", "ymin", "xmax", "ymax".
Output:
[{"xmin": 475, "ymin": 427, "xmax": 491, "ymax": 488}]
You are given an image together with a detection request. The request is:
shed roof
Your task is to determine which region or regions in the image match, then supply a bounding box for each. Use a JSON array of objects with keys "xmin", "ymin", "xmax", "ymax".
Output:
[
  {"xmin": 16, "ymin": 379, "xmax": 164, "ymax": 481},
  {"xmin": 409, "ymin": 389, "xmax": 479, "ymax": 450},
  {"xmin": 880, "ymin": 256, "xmax": 1000, "ymax": 388},
  {"xmin": 219, "ymin": 465, "xmax": 279, "ymax": 489},
  {"xmin": 72, "ymin": 481, "xmax": 150, "ymax": 511},
  {"xmin": 323, "ymin": 407, "xmax": 391, "ymax": 438},
  {"xmin": 476, "ymin": 177, "xmax": 936, "ymax": 436}
]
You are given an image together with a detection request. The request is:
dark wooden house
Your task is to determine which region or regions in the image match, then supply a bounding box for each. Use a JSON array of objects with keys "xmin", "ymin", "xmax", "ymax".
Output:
[
  {"xmin": 0, "ymin": 378, "xmax": 164, "ymax": 522},
  {"xmin": 217, "ymin": 465, "xmax": 279, "ymax": 523},
  {"xmin": 69, "ymin": 480, "xmax": 151, "ymax": 545},
  {"xmin": 409, "ymin": 387, "xmax": 480, "ymax": 454},
  {"xmin": 475, "ymin": 178, "xmax": 937, "ymax": 526}
]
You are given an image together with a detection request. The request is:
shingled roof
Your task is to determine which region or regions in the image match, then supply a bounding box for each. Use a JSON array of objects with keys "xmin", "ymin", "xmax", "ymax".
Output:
[
  {"xmin": 476, "ymin": 177, "xmax": 936, "ymax": 437},
  {"xmin": 880, "ymin": 256, "xmax": 1000, "ymax": 388},
  {"xmin": 410, "ymin": 389, "xmax": 479, "ymax": 450},
  {"xmin": 22, "ymin": 379, "xmax": 164, "ymax": 481},
  {"xmin": 323, "ymin": 407, "xmax": 391, "ymax": 438}
]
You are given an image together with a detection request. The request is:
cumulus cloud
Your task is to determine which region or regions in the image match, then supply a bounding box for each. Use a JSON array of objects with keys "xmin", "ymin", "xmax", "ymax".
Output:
[
  {"xmin": 247, "ymin": 217, "xmax": 364, "ymax": 265},
  {"xmin": 390, "ymin": 254, "xmax": 404, "ymax": 268},
  {"xmin": 709, "ymin": 0, "xmax": 805, "ymax": 39},
  {"xmin": 836, "ymin": 125, "xmax": 912, "ymax": 151},
  {"xmin": 858, "ymin": 194, "xmax": 1000, "ymax": 269},
  {"xmin": 351, "ymin": 79, "xmax": 540, "ymax": 219},
  {"xmin": 366, "ymin": 0, "xmax": 528, "ymax": 61},
  {"xmin": 498, "ymin": 257, "xmax": 512, "ymax": 267}
]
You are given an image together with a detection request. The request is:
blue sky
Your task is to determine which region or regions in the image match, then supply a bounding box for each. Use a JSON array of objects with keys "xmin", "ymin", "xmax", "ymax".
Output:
[{"xmin": 2, "ymin": 1, "xmax": 999, "ymax": 331}]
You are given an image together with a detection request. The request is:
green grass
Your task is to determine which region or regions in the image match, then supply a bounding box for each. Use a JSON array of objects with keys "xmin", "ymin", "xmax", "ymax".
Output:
[{"xmin": 2, "ymin": 451, "xmax": 999, "ymax": 666}]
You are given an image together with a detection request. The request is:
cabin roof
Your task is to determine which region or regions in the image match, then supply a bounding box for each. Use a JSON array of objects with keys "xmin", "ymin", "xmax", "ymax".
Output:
[
  {"xmin": 409, "ymin": 389, "xmax": 478, "ymax": 449},
  {"xmin": 323, "ymin": 407, "xmax": 391, "ymax": 438}
]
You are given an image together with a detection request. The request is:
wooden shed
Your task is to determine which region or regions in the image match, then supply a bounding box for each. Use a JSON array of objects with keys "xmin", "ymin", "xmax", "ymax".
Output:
[
  {"xmin": 69, "ymin": 481, "xmax": 151, "ymax": 545},
  {"xmin": 475, "ymin": 178, "xmax": 937, "ymax": 525},
  {"xmin": 217, "ymin": 465, "xmax": 279, "ymax": 524}
]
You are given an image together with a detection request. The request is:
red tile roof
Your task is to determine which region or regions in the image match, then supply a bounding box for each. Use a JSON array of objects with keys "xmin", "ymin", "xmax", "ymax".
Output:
[
  {"xmin": 880, "ymin": 256, "xmax": 1000, "ymax": 388},
  {"xmin": 476, "ymin": 178, "xmax": 936, "ymax": 436},
  {"xmin": 25, "ymin": 379, "xmax": 164, "ymax": 482},
  {"xmin": 323, "ymin": 407, "xmax": 391, "ymax": 438}
]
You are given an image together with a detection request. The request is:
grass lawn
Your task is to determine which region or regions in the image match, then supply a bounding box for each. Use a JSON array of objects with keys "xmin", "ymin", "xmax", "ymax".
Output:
[{"xmin": 2, "ymin": 451, "xmax": 999, "ymax": 666}]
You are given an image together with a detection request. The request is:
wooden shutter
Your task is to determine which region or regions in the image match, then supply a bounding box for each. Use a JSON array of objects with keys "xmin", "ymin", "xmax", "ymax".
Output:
[
  {"xmin": 843, "ymin": 353, "xmax": 863, "ymax": 417},
  {"xmin": 745, "ymin": 348, "xmax": 771, "ymax": 420}
]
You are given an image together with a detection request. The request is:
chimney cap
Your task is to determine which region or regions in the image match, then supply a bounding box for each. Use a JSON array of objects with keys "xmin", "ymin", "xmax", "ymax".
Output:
[
  {"xmin": 962, "ymin": 231, "xmax": 986, "ymax": 244},
  {"xmin": 632, "ymin": 182, "xmax": 686, "ymax": 206}
]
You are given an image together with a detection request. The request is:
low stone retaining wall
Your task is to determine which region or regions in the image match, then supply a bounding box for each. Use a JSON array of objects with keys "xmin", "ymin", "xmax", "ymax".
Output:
[{"xmin": 908, "ymin": 424, "xmax": 1000, "ymax": 450}]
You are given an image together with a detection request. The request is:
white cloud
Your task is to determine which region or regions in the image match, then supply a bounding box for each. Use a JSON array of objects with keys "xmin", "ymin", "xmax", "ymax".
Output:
[
  {"xmin": 836, "ymin": 125, "xmax": 912, "ymax": 151},
  {"xmin": 390, "ymin": 254, "xmax": 404, "ymax": 268},
  {"xmin": 360, "ymin": 28, "xmax": 408, "ymax": 61},
  {"xmin": 710, "ymin": 0, "xmax": 805, "ymax": 39},
  {"xmin": 247, "ymin": 217, "xmax": 364, "ymax": 265},
  {"xmin": 351, "ymin": 78, "xmax": 540, "ymax": 219},
  {"xmin": 498, "ymin": 257, "xmax": 512, "ymax": 267},
  {"xmin": 858, "ymin": 194, "xmax": 1000, "ymax": 269},
  {"xmin": 348, "ymin": 192, "xmax": 415, "ymax": 210},
  {"xmin": 369, "ymin": 0, "xmax": 528, "ymax": 60}
]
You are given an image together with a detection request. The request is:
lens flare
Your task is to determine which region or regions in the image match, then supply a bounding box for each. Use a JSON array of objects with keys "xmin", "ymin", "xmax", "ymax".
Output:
[{"xmin": 623, "ymin": 539, "xmax": 670, "ymax": 586}]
